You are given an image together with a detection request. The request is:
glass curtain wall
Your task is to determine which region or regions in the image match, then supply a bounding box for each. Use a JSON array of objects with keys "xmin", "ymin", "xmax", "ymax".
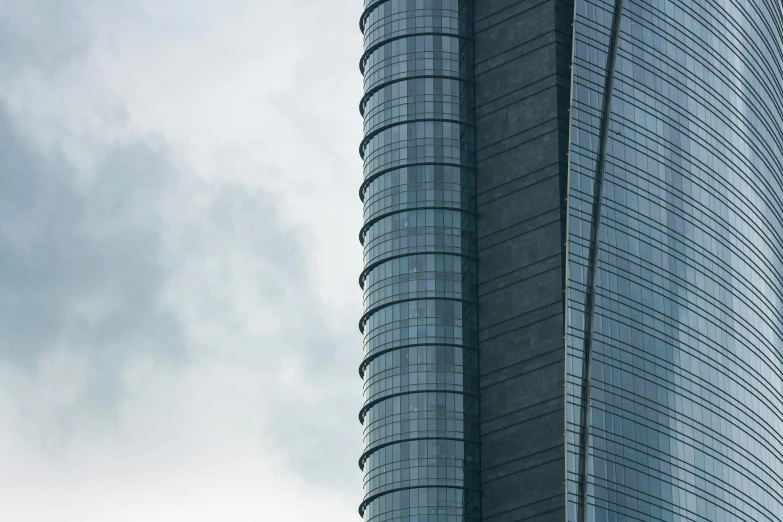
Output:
[
  {"xmin": 565, "ymin": 1, "xmax": 783, "ymax": 521},
  {"xmin": 358, "ymin": 1, "xmax": 481, "ymax": 521}
]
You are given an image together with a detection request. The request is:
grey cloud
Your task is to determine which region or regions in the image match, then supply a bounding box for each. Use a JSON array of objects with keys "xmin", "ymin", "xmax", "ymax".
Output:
[
  {"xmin": 0, "ymin": 0, "xmax": 363, "ymax": 513},
  {"xmin": 0, "ymin": 1, "xmax": 89, "ymax": 78},
  {"xmin": 0, "ymin": 75, "xmax": 360, "ymax": 494},
  {"xmin": 0, "ymin": 104, "xmax": 185, "ymax": 395},
  {"xmin": 173, "ymin": 182, "xmax": 362, "ymax": 488}
]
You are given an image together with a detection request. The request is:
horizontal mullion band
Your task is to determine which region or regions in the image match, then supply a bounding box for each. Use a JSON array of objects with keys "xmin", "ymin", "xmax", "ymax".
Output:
[
  {"xmin": 360, "ymin": 74, "xmax": 474, "ymax": 117},
  {"xmin": 360, "ymin": 160, "xmax": 475, "ymax": 201},
  {"xmin": 359, "ymin": 295, "xmax": 477, "ymax": 334},
  {"xmin": 359, "ymin": 435, "xmax": 475, "ymax": 471},
  {"xmin": 359, "ymin": 342, "xmax": 477, "ymax": 378},
  {"xmin": 360, "ymin": 205, "xmax": 476, "ymax": 244},
  {"xmin": 359, "ymin": 387, "xmax": 479, "ymax": 424},
  {"xmin": 360, "ymin": 0, "xmax": 466, "ymax": 33},
  {"xmin": 360, "ymin": 117, "xmax": 473, "ymax": 159},
  {"xmin": 360, "ymin": 250, "xmax": 476, "ymax": 289},
  {"xmin": 360, "ymin": 32, "xmax": 474, "ymax": 75},
  {"xmin": 359, "ymin": 0, "xmax": 390, "ymax": 33},
  {"xmin": 359, "ymin": 484, "xmax": 480, "ymax": 516}
]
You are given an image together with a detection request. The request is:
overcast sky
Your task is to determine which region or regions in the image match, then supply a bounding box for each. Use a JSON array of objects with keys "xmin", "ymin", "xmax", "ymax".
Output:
[{"xmin": 0, "ymin": 1, "xmax": 365, "ymax": 520}]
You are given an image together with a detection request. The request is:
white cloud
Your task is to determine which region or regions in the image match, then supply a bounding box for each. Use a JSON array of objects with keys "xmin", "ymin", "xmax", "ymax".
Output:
[
  {"xmin": 0, "ymin": 354, "xmax": 356, "ymax": 522},
  {"xmin": 0, "ymin": 1, "xmax": 365, "ymax": 520}
]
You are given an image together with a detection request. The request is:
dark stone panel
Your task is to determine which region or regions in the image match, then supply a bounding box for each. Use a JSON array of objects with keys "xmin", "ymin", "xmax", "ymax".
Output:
[
  {"xmin": 476, "ymin": 130, "xmax": 562, "ymax": 198},
  {"xmin": 476, "ymin": 161, "xmax": 560, "ymax": 210},
  {"xmin": 480, "ymin": 369, "xmax": 563, "ymax": 439},
  {"xmin": 474, "ymin": 0, "xmax": 573, "ymax": 520},
  {"xmin": 480, "ymin": 315, "xmax": 564, "ymax": 378},
  {"xmin": 481, "ymin": 462, "xmax": 564, "ymax": 521},
  {"xmin": 479, "ymin": 249, "xmax": 561, "ymax": 298},
  {"xmin": 480, "ymin": 269, "xmax": 561, "ymax": 330},
  {"xmin": 481, "ymin": 395, "xmax": 563, "ymax": 443},
  {"xmin": 486, "ymin": 503, "xmax": 566, "ymax": 522},
  {"xmin": 478, "ymin": 182, "xmax": 562, "ymax": 250}
]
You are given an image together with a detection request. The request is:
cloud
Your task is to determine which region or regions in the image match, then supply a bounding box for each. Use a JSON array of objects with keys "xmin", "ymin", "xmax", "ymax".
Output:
[
  {"xmin": 0, "ymin": 107, "xmax": 183, "ymax": 364},
  {"xmin": 0, "ymin": 1, "xmax": 364, "ymax": 520},
  {"xmin": 0, "ymin": 0, "xmax": 89, "ymax": 77}
]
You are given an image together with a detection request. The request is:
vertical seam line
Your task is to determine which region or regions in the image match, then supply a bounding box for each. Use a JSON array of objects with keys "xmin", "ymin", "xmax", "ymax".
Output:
[{"xmin": 577, "ymin": 1, "xmax": 625, "ymax": 521}]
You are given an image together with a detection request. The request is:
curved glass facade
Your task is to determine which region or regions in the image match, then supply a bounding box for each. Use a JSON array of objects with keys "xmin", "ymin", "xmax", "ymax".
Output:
[
  {"xmin": 358, "ymin": 1, "xmax": 783, "ymax": 521},
  {"xmin": 565, "ymin": 2, "xmax": 783, "ymax": 522},
  {"xmin": 358, "ymin": 1, "xmax": 481, "ymax": 522}
]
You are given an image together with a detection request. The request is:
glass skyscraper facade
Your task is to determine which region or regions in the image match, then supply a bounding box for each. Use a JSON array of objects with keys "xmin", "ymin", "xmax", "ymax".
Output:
[
  {"xmin": 565, "ymin": 1, "xmax": 783, "ymax": 521},
  {"xmin": 359, "ymin": 1, "xmax": 481, "ymax": 521},
  {"xmin": 359, "ymin": 1, "xmax": 783, "ymax": 521}
]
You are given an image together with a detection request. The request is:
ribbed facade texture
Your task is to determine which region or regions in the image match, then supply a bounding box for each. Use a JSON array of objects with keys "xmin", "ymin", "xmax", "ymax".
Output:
[
  {"xmin": 359, "ymin": 1, "xmax": 481, "ymax": 521},
  {"xmin": 358, "ymin": 1, "xmax": 783, "ymax": 522},
  {"xmin": 565, "ymin": 1, "xmax": 783, "ymax": 521}
]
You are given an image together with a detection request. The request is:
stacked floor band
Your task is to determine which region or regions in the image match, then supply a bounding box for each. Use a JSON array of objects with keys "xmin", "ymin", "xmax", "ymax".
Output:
[
  {"xmin": 358, "ymin": 1, "xmax": 783, "ymax": 521},
  {"xmin": 565, "ymin": 1, "xmax": 783, "ymax": 521},
  {"xmin": 358, "ymin": 1, "xmax": 481, "ymax": 521}
]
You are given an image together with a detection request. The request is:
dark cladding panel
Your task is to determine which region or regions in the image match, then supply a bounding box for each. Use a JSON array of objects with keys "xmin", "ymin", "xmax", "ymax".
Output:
[{"xmin": 474, "ymin": 0, "xmax": 573, "ymax": 521}]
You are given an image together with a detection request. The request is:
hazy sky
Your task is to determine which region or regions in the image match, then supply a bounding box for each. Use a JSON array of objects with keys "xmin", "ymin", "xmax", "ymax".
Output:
[{"xmin": 0, "ymin": 1, "xmax": 365, "ymax": 520}]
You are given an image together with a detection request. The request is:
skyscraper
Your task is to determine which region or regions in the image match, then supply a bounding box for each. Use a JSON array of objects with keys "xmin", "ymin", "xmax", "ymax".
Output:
[{"xmin": 358, "ymin": 1, "xmax": 783, "ymax": 521}]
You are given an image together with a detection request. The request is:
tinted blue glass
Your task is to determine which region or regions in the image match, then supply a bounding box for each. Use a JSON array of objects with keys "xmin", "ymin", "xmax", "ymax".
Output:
[
  {"xmin": 566, "ymin": 1, "xmax": 783, "ymax": 522},
  {"xmin": 358, "ymin": 1, "xmax": 481, "ymax": 521}
]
